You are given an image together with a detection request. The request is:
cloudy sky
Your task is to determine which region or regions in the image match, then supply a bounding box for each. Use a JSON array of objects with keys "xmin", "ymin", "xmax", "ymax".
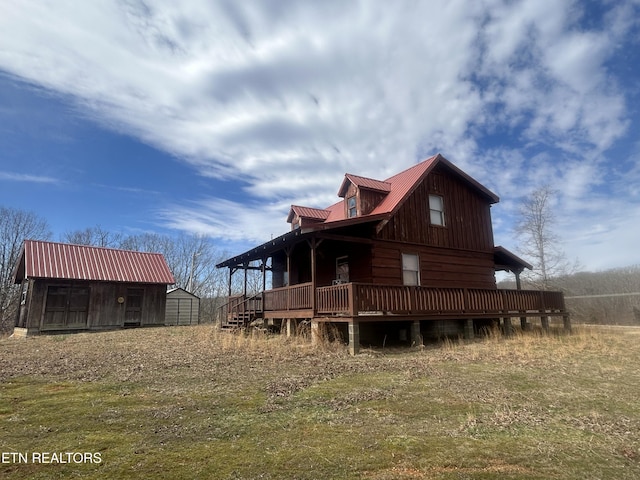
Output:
[{"xmin": 1, "ymin": 0, "xmax": 639, "ymax": 271}]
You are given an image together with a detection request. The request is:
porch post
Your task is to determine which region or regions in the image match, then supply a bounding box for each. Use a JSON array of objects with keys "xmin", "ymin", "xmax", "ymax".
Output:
[
  {"xmin": 243, "ymin": 262, "xmax": 248, "ymax": 296},
  {"xmin": 348, "ymin": 320, "xmax": 360, "ymax": 355},
  {"xmin": 261, "ymin": 257, "xmax": 267, "ymax": 292},
  {"xmin": 310, "ymin": 238, "xmax": 317, "ymax": 315},
  {"xmin": 563, "ymin": 314, "xmax": 571, "ymax": 332},
  {"xmin": 228, "ymin": 267, "xmax": 234, "ymax": 297},
  {"xmin": 410, "ymin": 320, "xmax": 422, "ymax": 347},
  {"xmin": 285, "ymin": 247, "xmax": 292, "ymax": 286},
  {"xmin": 515, "ymin": 269, "xmax": 528, "ymax": 330}
]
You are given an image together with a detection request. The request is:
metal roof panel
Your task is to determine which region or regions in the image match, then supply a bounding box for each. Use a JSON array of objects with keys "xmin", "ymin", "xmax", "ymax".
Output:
[{"xmin": 16, "ymin": 240, "xmax": 175, "ymax": 284}]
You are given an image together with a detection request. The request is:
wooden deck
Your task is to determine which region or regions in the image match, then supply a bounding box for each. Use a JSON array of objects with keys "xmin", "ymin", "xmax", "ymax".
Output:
[{"xmin": 220, "ymin": 282, "xmax": 568, "ymax": 327}]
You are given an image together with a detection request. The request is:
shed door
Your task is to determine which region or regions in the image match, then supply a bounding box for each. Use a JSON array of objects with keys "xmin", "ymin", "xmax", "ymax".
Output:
[
  {"xmin": 43, "ymin": 285, "xmax": 89, "ymax": 329},
  {"xmin": 125, "ymin": 288, "xmax": 144, "ymax": 326}
]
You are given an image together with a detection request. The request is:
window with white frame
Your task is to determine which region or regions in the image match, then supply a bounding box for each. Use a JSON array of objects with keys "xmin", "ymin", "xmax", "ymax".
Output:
[
  {"xmin": 429, "ymin": 194, "xmax": 445, "ymax": 226},
  {"xmin": 402, "ymin": 253, "xmax": 420, "ymax": 286},
  {"xmin": 347, "ymin": 196, "xmax": 357, "ymax": 218}
]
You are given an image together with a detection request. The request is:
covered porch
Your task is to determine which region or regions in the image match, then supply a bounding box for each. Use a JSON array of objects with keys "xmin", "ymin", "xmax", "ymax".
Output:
[
  {"xmin": 218, "ymin": 281, "xmax": 570, "ymax": 354},
  {"xmin": 216, "ymin": 223, "xmax": 569, "ymax": 354}
]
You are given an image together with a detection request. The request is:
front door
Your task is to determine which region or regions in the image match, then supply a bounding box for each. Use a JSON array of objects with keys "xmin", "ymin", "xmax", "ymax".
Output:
[{"xmin": 43, "ymin": 285, "xmax": 90, "ymax": 329}]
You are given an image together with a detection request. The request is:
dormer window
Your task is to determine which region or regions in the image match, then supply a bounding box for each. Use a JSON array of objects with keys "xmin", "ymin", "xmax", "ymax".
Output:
[
  {"xmin": 347, "ymin": 196, "xmax": 357, "ymax": 218},
  {"xmin": 429, "ymin": 194, "xmax": 445, "ymax": 226},
  {"xmin": 339, "ymin": 174, "xmax": 391, "ymax": 218}
]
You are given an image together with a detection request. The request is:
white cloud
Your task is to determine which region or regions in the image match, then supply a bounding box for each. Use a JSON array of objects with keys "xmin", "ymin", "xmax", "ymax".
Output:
[
  {"xmin": 0, "ymin": 171, "xmax": 59, "ymax": 184},
  {"xmin": 0, "ymin": 0, "xmax": 638, "ymax": 269}
]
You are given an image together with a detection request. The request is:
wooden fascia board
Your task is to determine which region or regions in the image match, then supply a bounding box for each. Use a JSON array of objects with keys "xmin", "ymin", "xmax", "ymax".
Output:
[{"xmin": 10, "ymin": 242, "xmax": 27, "ymax": 284}]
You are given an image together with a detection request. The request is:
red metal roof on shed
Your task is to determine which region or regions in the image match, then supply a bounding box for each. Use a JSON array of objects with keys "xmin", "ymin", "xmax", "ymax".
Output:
[{"xmin": 16, "ymin": 240, "xmax": 175, "ymax": 284}]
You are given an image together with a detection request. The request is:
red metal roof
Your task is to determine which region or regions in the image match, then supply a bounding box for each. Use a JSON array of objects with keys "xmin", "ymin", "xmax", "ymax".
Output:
[
  {"xmin": 338, "ymin": 174, "xmax": 392, "ymax": 197},
  {"xmin": 324, "ymin": 154, "xmax": 498, "ymax": 223},
  {"xmin": 14, "ymin": 240, "xmax": 175, "ymax": 284},
  {"xmin": 218, "ymin": 154, "xmax": 500, "ymax": 267},
  {"xmin": 324, "ymin": 154, "xmax": 437, "ymax": 222},
  {"xmin": 287, "ymin": 205, "xmax": 331, "ymax": 223}
]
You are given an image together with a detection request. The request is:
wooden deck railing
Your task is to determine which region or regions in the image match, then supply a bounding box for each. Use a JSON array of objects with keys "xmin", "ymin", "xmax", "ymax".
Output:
[
  {"xmin": 314, "ymin": 283, "xmax": 566, "ymax": 317},
  {"xmin": 263, "ymin": 282, "xmax": 313, "ymax": 311},
  {"xmin": 222, "ymin": 282, "xmax": 566, "ymax": 322}
]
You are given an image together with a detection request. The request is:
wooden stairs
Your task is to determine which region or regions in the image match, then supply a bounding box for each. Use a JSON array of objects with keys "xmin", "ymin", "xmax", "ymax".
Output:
[{"xmin": 219, "ymin": 292, "xmax": 264, "ymax": 329}]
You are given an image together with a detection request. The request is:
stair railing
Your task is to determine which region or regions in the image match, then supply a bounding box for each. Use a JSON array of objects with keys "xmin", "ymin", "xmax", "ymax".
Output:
[{"xmin": 217, "ymin": 291, "xmax": 264, "ymax": 328}]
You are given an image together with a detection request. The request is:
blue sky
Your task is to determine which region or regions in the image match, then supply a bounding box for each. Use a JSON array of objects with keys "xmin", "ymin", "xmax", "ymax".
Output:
[{"xmin": 1, "ymin": 0, "xmax": 639, "ymax": 271}]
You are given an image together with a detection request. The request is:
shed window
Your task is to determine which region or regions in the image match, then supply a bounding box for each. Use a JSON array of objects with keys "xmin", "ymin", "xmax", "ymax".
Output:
[
  {"xmin": 347, "ymin": 196, "xmax": 357, "ymax": 218},
  {"xmin": 402, "ymin": 253, "xmax": 420, "ymax": 286},
  {"xmin": 429, "ymin": 194, "xmax": 445, "ymax": 226}
]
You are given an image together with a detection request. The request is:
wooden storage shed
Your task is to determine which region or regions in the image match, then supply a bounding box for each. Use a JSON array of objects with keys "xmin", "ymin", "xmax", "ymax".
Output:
[
  {"xmin": 12, "ymin": 240, "xmax": 175, "ymax": 336},
  {"xmin": 165, "ymin": 288, "xmax": 200, "ymax": 325}
]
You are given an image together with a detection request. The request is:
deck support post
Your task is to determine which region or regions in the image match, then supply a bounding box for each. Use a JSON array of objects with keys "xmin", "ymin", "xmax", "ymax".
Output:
[
  {"xmin": 285, "ymin": 318, "xmax": 296, "ymax": 337},
  {"xmin": 563, "ymin": 314, "xmax": 571, "ymax": 332},
  {"xmin": 410, "ymin": 320, "xmax": 422, "ymax": 347},
  {"xmin": 348, "ymin": 320, "xmax": 360, "ymax": 355},
  {"xmin": 520, "ymin": 316, "xmax": 529, "ymax": 330},
  {"xmin": 311, "ymin": 320, "xmax": 321, "ymax": 346},
  {"xmin": 503, "ymin": 317, "xmax": 512, "ymax": 337},
  {"xmin": 541, "ymin": 315, "xmax": 550, "ymax": 331},
  {"xmin": 463, "ymin": 319, "xmax": 474, "ymax": 340}
]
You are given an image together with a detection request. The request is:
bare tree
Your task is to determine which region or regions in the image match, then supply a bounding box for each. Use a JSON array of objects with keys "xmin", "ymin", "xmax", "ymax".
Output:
[
  {"xmin": 0, "ymin": 206, "xmax": 51, "ymax": 331},
  {"xmin": 120, "ymin": 232, "xmax": 230, "ymax": 323},
  {"xmin": 515, "ymin": 186, "xmax": 574, "ymax": 290},
  {"xmin": 61, "ymin": 225, "xmax": 123, "ymax": 247}
]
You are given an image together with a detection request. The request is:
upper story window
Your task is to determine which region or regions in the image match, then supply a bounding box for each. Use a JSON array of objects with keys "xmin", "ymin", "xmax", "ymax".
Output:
[
  {"xmin": 429, "ymin": 194, "xmax": 445, "ymax": 226},
  {"xmin": 347, "ymin": 196, "xmax": 357, "ymax": 218}
]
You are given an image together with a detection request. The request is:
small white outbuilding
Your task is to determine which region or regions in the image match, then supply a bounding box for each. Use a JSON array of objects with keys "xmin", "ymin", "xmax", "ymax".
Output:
[{"xmin": 165, "ymin": 288, "xmax": 200, "ymax": 326}]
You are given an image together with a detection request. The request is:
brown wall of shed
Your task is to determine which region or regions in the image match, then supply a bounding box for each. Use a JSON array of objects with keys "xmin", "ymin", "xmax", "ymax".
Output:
[{"xmin": 21, "ymin": 280, "xmax": 167, "ymax": 333}]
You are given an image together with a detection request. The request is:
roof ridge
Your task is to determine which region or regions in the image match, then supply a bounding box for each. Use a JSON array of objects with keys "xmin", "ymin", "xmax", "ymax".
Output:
[
  {"xmin": 24, "ymin": 238, "xmax": 163, "ymax": 256},
  {"xmin": 382, "ymin": 153, "xmax": 440, "ymax": 182}
]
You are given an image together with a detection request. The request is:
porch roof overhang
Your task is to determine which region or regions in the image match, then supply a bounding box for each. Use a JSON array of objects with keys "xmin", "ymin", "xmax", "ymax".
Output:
[
  {"xmin": 493, "ymin": 246, "xmax": 532, "ymax": 273},
  {"xmin": 216, "ymin": 214, "xmax": 387, "ymax": 269}
]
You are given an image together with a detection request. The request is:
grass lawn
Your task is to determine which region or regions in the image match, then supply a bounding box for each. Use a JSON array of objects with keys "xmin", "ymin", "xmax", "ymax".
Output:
[{"xmin": 1, "ymin": 324, "xmax": 640, "ymax": 479}]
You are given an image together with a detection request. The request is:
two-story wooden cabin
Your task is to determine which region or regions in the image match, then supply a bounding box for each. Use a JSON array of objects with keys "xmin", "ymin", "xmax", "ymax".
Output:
[{"xmin": 216, "ymin": 154, "xmax": 569, "ymax": 353}]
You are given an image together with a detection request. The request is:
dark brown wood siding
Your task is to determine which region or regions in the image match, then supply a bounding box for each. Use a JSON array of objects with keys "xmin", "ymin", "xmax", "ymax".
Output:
[
  {"xmin": 371, "ymin": 242, "xmax": 496, "ymax": 289},
  {"xmin": 21, "ymin": 280, "xmax": 167, "ymax": 332},
  {"xmin": 315, "ymin": 240, "xmax": 373, "ymax": 286},
  {"xmin": 377, "ymin": 165, "xmax": 495, "ymax": 252}
]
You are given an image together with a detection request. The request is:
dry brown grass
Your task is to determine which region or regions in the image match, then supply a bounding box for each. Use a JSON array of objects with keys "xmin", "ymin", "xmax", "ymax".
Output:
[{"xmin": 1, "ymin": 324, "xmax": 640, "ymax": 479}]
